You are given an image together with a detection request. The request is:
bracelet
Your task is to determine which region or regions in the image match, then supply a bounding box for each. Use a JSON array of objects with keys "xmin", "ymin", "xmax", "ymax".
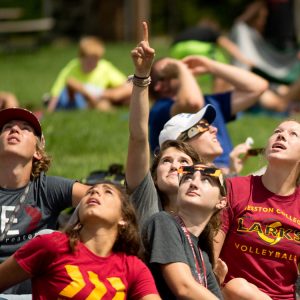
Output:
[{"xmin": 127, "ymin": 74, "xmax": 151, "ymax": 87}]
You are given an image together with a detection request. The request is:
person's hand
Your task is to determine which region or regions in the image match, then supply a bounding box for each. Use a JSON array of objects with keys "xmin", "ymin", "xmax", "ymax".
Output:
[
  {"xmin": 182, "ymin": 55, "xmax": 212, "ymax": 76},
  {"xmin": 131, "ymin": 22, "xmax": 155, "ymax": 78},
  {"xmin": 229, "ymin": 142, "xmax": 251, "ymax": 174},
  {"xmin": 213, "ymin": 258, "xmax": 228, "ymax": 286}
]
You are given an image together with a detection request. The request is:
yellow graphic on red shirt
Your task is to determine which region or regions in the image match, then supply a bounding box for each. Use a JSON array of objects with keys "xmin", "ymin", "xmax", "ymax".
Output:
[
  {"xmin": 107, "ymin": 278, "xmax": 125, "ymax": 300},
  {"xmin": 60, "ymin": 265, "xmax": 86, "ymax": 297},
  {"xmin": 257, "ymin": 221, "xmax": 283, "ymax": 245},
  {"xmin": 237, "ymin": 218, "xmax": 300, "ymax": 246},
  {"xmin": 58, "ymin": 265, "xmax": 126, "ymax": 299}
]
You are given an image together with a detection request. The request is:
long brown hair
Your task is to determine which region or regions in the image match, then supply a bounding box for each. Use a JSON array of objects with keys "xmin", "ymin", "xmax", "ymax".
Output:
[
  {"xmin": 64, "ymin": 181, "xmax": 142, "ymax": 257},
  {"xmin": 199, "ymin": 211, "xmax": 222, "ymax": 268},
  {"xmin": 151, "ymin": 140, "xmax": 201, "ymax": 208}
]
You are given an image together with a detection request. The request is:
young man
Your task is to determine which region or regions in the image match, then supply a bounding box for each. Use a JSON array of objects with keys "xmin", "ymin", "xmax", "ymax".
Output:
[
  {"xmin": 149, "ymin": 55, "xmax": 268, "ymax": 173},
  {"xmin": 0, "ymin": 107, "xmax": 90, "ymax": 295},
  {"xmin": 158, "ymin": 104, "xmax": 250, "ymax": 175}
]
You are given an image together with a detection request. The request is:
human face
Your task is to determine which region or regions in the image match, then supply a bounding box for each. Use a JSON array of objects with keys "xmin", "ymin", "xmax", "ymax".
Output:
[
  {"xmin": 177, "ymin": 165, "xmax": 226, "ymax": 212},
  {"xmin": 81, "ymin": 55, "xmax": 99, "ymax": 73},
  {"xmin": 265, "ymin": 121, "xmax": 300, "ymax": 164},
  {"xmin": 154, "ymin": 59, "xmax": 180, "ymax": 97},
  {"xmin": 155, "ymin": 147, "xmax": 193, "ymax": 194},
  {"xmin": 0, "ymin": 120, "xmax": 40, "ymax": 160},
  {"xmin": 79, "ymin": 183, "xmax": 123, "ymax": 226},
  {"xmin": 187, "ymin": 124, "xmax": 223, "ymax": 162}
]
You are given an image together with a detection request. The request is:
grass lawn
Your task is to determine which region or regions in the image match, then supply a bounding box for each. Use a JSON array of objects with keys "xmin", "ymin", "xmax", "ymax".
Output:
[{"xmin": 0, "ymin": 38, "xmax": 287, "ymax": 180}]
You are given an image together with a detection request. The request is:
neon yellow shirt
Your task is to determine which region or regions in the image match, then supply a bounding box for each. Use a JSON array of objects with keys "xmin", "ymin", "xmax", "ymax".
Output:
[{"xmin": 50, "ymin": 58, "xmax": 127, "ymax": 97}]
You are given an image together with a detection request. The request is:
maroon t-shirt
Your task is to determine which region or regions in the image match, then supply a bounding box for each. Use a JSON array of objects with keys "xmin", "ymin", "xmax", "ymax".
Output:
[{"xmin": 221, "ymin": 175, "xmax": 300, "ymax": 300}]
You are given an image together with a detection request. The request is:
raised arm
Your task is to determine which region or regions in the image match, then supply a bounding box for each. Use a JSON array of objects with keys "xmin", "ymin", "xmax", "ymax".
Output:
[
  {"xmin": 168, "ymin": 59, "xmax": 205, "ymax": 116},
  {"xmin": 183, "ymin": 55, "xmax": 268, "ymax": 115},
  {"xmin": 126, "ymin": 22, "xmax": 155, "ymax": 193}
]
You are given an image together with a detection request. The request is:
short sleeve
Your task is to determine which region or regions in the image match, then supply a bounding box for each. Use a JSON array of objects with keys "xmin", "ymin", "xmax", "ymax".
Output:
[
  {"xmin": 126, "ymin": 256, "xmax": 159, "ymax": 300},
  {"xmin": 221, "ymin": 177, "xmax": 235, "ymax": 234},
  {"xmin": 13, "ymin": 232, "xmax": 61, "ymax": 276},
  {"xmin": 129, "ymin": 172, "xmax": 162, "ymax": 229},
  {"xmin": 143, "ymin": 212, "xmax": 188, "ymax": 265}
]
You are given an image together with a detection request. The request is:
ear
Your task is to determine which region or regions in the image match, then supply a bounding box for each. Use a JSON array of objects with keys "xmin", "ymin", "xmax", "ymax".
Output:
[
  {"xmin": 216, "ymin": 197, "xmax": 227, "ymax": 210},
  {"xmin": 154, "ymin": 81, "xmax": 163, "ymax": 92},
  {"xmin": 33, "ymin": 150, "xmax": 42, "ymax": 161}
]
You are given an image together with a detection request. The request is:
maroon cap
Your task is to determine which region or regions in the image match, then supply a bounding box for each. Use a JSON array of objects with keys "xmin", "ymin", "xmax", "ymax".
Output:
[{"xmin": 0, "ymin": 107, "xmax": 42, "ymax": 138}]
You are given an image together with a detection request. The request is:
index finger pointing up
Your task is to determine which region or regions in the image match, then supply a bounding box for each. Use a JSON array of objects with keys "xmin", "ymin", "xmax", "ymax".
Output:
[{"xmin": 142, "ymin": 21, "xmax": 148, "ymax": 42}]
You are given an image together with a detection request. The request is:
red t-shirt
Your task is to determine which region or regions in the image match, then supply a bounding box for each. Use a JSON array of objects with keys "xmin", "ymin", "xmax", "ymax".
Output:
[
  {"xmin": 221, "ymin": 175, "xmax": 300, "ymax": 300},
  {"xmin": 14, "ymin": 231, "xmax": 158, "ymax": 300}
]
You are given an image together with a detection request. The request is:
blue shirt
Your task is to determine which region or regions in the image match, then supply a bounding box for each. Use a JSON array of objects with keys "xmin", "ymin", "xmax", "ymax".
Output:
[{"xmin": 149, "ymin": 92, "xmax": 234, "ymax": 168}]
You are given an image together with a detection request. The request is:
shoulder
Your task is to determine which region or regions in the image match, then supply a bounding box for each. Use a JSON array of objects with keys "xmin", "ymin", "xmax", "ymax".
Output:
[
  {"xmin": 62, "ymin": 58, "xmax": 80, "ymax": 70},
  {"xmin": 33, "ymin": 231, "xmax": 68, "ymax": 251},
  {"xmin": 97, "ymin": 59, "xmax": 120, "ymax": 70},
  {"xmin": 143, "ymin": 211, "xmax": 178, "ymax": 235},
  {"xmin": 16, "ymin": 231, "xmax": 68, "ymax": 257},
  {"xmin": 145, "ymin": 211, "xmax": 174, "ymax": 225},
  {"xmin": 226, "ymin": 175, "xmax": 254, "ymax": 194},
  {"xmin": 226, "ymin": 174, "xmax": 252, "ymax": 185}
]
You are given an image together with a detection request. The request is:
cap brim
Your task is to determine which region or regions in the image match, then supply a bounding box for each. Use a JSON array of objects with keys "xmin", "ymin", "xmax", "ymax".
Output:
[
  {"xmin": 0, "ymin": 107, "xmax": 42, "ymax": 137},
  {"xmin": 187, "ymin": 104, "xmax": 216, "ymax": 128}
]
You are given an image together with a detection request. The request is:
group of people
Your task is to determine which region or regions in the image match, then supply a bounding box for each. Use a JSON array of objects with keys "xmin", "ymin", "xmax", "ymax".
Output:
[{"xmin": 0, "ymin": 20, "xmax": 299, "ymax": 300}]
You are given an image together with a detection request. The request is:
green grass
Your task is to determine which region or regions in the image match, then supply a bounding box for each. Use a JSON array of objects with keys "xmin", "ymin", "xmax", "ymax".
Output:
[{"xmin": 0, "ymin": 38, "xmax": 286, "ymax": 180}]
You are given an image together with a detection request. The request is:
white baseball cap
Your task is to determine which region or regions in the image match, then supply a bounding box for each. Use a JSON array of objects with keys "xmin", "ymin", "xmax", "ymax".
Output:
[{"xmin": 159, "ymin": 104, "xmax": 216, "ymax": 146}]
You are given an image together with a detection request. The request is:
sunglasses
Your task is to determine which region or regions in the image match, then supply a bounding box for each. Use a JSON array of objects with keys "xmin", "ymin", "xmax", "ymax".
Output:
[
  {"xmin": 178, "ymin": 165, "xmax": 227, "ymax": 196},
  {"xmin": 178, "ymin": 120, "xmax": 210, "ymax": 141},
  {"xmin": 247, "ymin": 148, "xmax": 265, "ymax": 156}
]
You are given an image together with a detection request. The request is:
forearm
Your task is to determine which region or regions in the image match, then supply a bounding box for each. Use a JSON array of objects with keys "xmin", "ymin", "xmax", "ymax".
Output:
[
  {"xmin": 206, "ymin": 59, "xmax": 266, "ymax": 93},
  {"xmin": 126, "ymin": 82, "xmax": 151, "ymax": 192},
  {"xmin": 162, "ymin": 263, "xmax": 219, "ymax": 300},
  {"xmin": 172, "ymin": 63, "xmax": 204, "ymax": 115},
  {"xmin": 0, "ymin": 256, "xmax": 31, "ymax": 292},
  {"xmin": 100, "ymin": 83, "xmax": 132, "ymax": 102},
  {"xmin": 207, "ymin": 59, "xmax": 267, "ymax": 114},
  {"xmin": 217, "ymin": 36, "xmax": 254, "ymax": 67},
  {"xmin": 47, "ymin": 96, "xmax": 59, "ymax": 112},
  {"xmin": 175, "ymin": 283, "xmax": 219, "ymax": 300}
]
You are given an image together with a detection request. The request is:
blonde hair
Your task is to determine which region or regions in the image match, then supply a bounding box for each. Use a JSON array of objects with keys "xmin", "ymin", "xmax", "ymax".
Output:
[
  {"xmin": 79, "ymin": 36, "xmax": 105, "ymax": 58},
  {"xmin": 31, "ymin": 137, "xmax": 51, "ymax": 179}
]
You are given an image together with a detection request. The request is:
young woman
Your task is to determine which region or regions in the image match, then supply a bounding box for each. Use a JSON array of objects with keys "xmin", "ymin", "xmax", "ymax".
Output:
[
  {"xmin": 126, "ymin": 22, "xmax": 200, "ymax": 227},
  {"xmin": 143, "ymin": 163, "xmax": 227, "ymax": 299},
  {"xmin": 0, "ymin": 182, "xmax": 161, "ymax": 300},
  {"xmin": 215, "ymin": 120, "xmax": 300, "ymax": 300}
]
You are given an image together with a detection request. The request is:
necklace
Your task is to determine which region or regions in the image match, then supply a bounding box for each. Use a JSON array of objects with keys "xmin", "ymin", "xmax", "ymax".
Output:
[{"xmin": 0, "ymin": 183, "xmax": 30, "ymax": 242}]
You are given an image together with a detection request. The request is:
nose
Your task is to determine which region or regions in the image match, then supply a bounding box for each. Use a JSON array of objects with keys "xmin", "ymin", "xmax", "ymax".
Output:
[
  {"xmin": 276, "ymin": 131, "xmax": 287, "ymax": 141},
  {"xmin": 90, "ymin": 189, "xmax": 100, "ymax": 196},
  {"xmin": 189, "ymin": 171, "xmax": 201, "ymax": 188},
  {"xmin": 170, "ymin": 160, "xmax": 181, "ymax": 170},
  {"xmin": 10, "ymin": 124, "xmax": 21, "ymax": 133},
  {"xmin": 209, "ymin": 125, "xmax": 218, "ymax": 134}
]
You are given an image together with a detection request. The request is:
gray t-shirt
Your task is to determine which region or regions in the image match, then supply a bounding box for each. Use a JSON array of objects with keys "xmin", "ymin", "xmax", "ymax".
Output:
[
  {"xmin": 130, "ymin": 172, "xmax": 163, "ymax": 228},
  {"xmin": 0, "ymin": 172, "xmax": 74, "ymax": 262},
  {"xmin": 142, "ymin": 211, "xmax": 223, "ymax": 300}
]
